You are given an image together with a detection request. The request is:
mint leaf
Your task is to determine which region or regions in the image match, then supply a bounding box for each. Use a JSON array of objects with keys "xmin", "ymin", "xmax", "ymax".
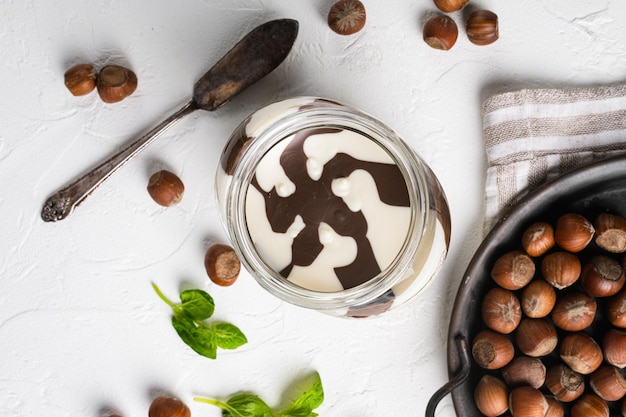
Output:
[
  {"xmin": 278, "ymin": 372, "xmax": 323, "ymax": 417},
  {"xmin": 195, "ymin": 372, "xmax": 324, "ymax": 417},
  {"xmin": 212, "ymin": 322, "xmax": 248, "ymax": 350},
  {"xmin": 171, "ymin": 312, "xmax": 217, "ymax": 359},
  {"xmin": 224, "ymin": 394, "xmax": 273, "ymax": 417},
  {"xmin": 180, "ymin": 289, "xmax": 215, "ymax": 320}
]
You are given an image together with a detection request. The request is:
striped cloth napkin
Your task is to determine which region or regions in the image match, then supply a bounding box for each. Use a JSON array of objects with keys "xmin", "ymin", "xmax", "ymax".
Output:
[{"xmin": 482, "ymin": 84, "xmax": 626, "ymax": 234}]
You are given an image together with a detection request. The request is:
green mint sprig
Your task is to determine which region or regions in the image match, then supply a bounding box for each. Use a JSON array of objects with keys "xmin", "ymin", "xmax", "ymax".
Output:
[
  {"xmin": 194, "ymin": 371, "xmax": 324, "ymax": 417},
  {"xmin": 152, "ymin": 282, "xmax": 247, "ymax": 359}
]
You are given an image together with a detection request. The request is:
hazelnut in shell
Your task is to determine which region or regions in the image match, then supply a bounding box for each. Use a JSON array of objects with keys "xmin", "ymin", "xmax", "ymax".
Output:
[
  {"xmin": 559, "ymin": 332, "xmax": 603, "ymax": 375},
  {"xmin": 204, "ymin": 243, "xmax": 241, "ymax": 286},
  {"xmin": 522, "ymin": 221, "xmax": 555, "ymax": 257},
  {"xmin": 64, "ymin": 63, "xmax": 97, "ymax": 96},
  {"xmin": 501, "ymin": 355, "xmax": 546, "ymax": 389},
  {"xmin": 490, "ymin": 250, "xmax": 535, "ymax": 290},
  {"xmin": 580, "ymin": 255, "xmax": 625, "ymax": 297},
  {"xmin": 594, "ymin": 212, "xmax": 626, "ymax": 253},
  {"xmin": 606, "ymin": 287, "xmax": 626, "ymax": 328},
  {"xmin": 551, "ymin": 291, "xmax": 597, "ymax": 331},
  {"xmin": 481, "ymin": 287, "xmax": 522, "ymax": 334},
  {"xmin": 602, "ymin": 328, "xmax": 626, "ymax": 368},
  {"xmin": 472, "ymin": 329, "xmax": 515, "ymax": 370},
  {"xmin": 521, "ymin": 279, "xmax": 557, "ymax": 318},
  {"xmin": 540, "ymin": 251, "xmax": 581, "ymax": 289},
  {"xmin": 423, "ymin": 15, "xmax": 458, "ymax": 51},
  {"xmin": 474, "ymin": 374, "xmax": 509, "ymax": 417},
  {"xmin": 147, "ymin": 170, "xmax": 185, "ymax": 207},
  {"xmin": 545, "ymin": 363, "xmax": 585, "ymax": 403},
  {"xmin": 514, "ymin": 318, "xmax": 558, "ymax": 357},
  {"xmin": 466, "ymin": 10, "xmax": 499, "ymax": 46},
  {"xmin": 508, "ymin": 386, "xmax": 548, "ymax": 417},
  {"xmin": 570, "ymin": 393, "xmax": 609, "ymax": 417},
  {"xmin": 545, "ymin": 396, "xmax": 564, "ymax": 417},
  {"xmin": 148, "ymin": 396, "xmax": 191, "ymax": 417},
  {"xmin": 97, "ymin": 64, "xmax": 138, "ymax": 103},
  {"xmin": 589, "ymin": 364, "xmax": 626, "ymax": 401},
  {"xmin": 433, "ymin": 0, "xmax": 468, "ymax": 13},
  {"xmin": 554, "ymin": 213, "xmax": 595, "ymax": 253},
  {"xmin": 327, "ymin": 0, "xmax": 366, "ymax": 35}
]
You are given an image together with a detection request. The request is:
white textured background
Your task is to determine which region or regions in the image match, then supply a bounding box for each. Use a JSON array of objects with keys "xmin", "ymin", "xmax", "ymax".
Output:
[{"xmin": 2, "ymin": 1, "xmax": 626, "ymax": 416}]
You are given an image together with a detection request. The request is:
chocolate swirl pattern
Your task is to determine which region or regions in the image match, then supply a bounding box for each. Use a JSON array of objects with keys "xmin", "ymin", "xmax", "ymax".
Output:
[{"xmin": 247, "ymin": 127, "xmax": 412, "ymax": 291}]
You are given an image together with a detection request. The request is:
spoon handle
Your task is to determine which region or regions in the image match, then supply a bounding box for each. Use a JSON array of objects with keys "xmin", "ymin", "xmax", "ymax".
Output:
[{"xmin": 41, "ymin": 100, "xmax": 197, "ymax": 222}]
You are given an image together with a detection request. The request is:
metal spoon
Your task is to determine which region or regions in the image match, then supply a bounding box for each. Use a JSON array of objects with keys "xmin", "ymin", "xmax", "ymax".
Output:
[{"xmin": 41, "ymin": 18, "xmax": 299, "ymax": 222}]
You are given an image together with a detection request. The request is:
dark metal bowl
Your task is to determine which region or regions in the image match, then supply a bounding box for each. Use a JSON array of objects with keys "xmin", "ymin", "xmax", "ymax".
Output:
[{"xmin": 426, "ymin": 153, "xmax": 626, "ymax": 417}]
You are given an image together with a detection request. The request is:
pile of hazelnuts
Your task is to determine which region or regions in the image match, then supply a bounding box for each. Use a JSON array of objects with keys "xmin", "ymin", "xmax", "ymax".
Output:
[
  {"xmin": 472, "ymin": 211, "xmax": 626, "ymax": 417},
  {"xmin": 424, "ymin": 0, "xmax": 498, "ymax": 50}
]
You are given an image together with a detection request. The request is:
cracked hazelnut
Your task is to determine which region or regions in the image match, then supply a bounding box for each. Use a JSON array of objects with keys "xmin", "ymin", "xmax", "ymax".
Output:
[
  {"xmin": 205, "ymin": 243, "xmax": 241, "ymax": 286},
  {"xmin": 328, "ymin": 0, "xmax": 366, "ymax": 35},
  {"xmin": 147, "ymin": 170, "xmax": 184, "ymax": 207},
  {"xmin": 423, "ymin": 15, "xmax": 458, "ymax": 51},
  {"xmin": 97, "ymin": 64, "xmax": 138, "ymax": 103},
  {"xmin": 64, "ymin": 63, "xmax": 97, "ymax": 96},
  {"xmin": 466, "ymin": 10, "xmax": 499, "ymax": 46}
]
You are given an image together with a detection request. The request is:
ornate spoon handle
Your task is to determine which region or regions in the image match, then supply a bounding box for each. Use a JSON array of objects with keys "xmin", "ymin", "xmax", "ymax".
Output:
[{"xmin": 41, "ymin": 101, "xmax": 197, "ymax": 222}]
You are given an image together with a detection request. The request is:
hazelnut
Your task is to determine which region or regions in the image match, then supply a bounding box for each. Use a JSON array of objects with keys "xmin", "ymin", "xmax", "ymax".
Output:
[
  {"xmin": 606, "ymin": 287, "xmax": 626, "ymax": 328},
  {"xmin": 64, "ymin": 63, "xmax": 97, "ymax": 96},
  {"xmin": 474, "ymin": 374, "xmax": 509, "ymax": 417},
  {"xmin": 501, "ymin": 355, "xmax": 546, "ymax": 389},
  {"xmin": 433, "ymin": 0, "xmax": 468, "ymax": 12},
  {"xmin": 472, "ymin": 329, "xmax": 515, "ymax": 369},
  {"xmin": 466, "ymin": 10, "xmax": 499, "ymax": 46},
  {"xmin": 570, "ymin": 393, "xmax": 609, "ymax": 417},
  {"xmin": 594, "ymin": 212, "xmax": 626, "ymax": 253},
  {"xmin": 97, "ymin": 64, "xmax": 138, "ymax": 103},
  {"xmin": 545, "ymin": 396, "xmax": 564, "ymax": 417},
  {"xmin": 580, "ymin": 255, "xmax": 625, "ymax": 297},
  {"xmin": 490, "ymin": 250, "xmax": 535, "ymax": 290},
  {"xmin": 204, "ymin": 243, "xmax": 241, "ymax": 286},
  {"xmin": 522, "ymin": 221, "xmax": 555, "ymax": 257},
  {"xmin": 148, "ymin": 396, "xmax": 190, "ymax": 417},
  {"xmin": 514, "ymin": 318, "xmax": 558, "ymax": 357},
  {"xmin": 520, "ymin": 279, "xmax": 557, "ymax": 318},
  {"xmin": 540, "ymin": 251, "xmax": 581, "ymax": 289},
  {"xmin": 602, "ymin": 328, "xmax": 626, "ymax": 368},
  {"xmin": 545, "ymin": 363, "xmax": 585, "ymax": 403},
  {"xmin": 147, "ymin": 170, "xmax": 185, "ymax": 207},
  {"xmin": 327, "ymin": 0, "xmax": 366, "ymax": 35},
  {"xmin": 508, "ymin": 386, "xmax": 549, "ymax": 417},
  {"xmin": 551, "ymin": 291, "xmax": 597, "ymax": 331},
  {"xmin": 554, "ymin": 213, "xmax": 595, "ymax": 253},
  {"xmin": 559, "ymin": 332, "xmax": 603, "ymax": 375},
  {"xmin": 589, "ymin": 364, "xmax": 626, "ymax": 401},
  {"xmin": 481, "ymin": 287, "xmax": 522, "ymax": 334},
  {"xmin": 423, "ymin": 15, "xmax": 458, "ymax": 51}
]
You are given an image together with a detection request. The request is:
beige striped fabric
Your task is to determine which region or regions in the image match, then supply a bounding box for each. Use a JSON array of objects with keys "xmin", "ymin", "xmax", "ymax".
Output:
[{"xmin": 482, "ymin": 84, "xmax": 626, "ymax": 234}]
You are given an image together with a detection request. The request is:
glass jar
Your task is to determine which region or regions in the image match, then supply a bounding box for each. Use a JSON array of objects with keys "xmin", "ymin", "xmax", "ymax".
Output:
[{"xmin": 216, "ymin": 97, "xmax": 450, "ymax": 318}]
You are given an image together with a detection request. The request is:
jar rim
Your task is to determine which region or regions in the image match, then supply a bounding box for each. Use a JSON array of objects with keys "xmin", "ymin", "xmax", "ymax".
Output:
[{"xmin": 221, "ymin": 97, "xmax": 433, "ymax": 311}]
